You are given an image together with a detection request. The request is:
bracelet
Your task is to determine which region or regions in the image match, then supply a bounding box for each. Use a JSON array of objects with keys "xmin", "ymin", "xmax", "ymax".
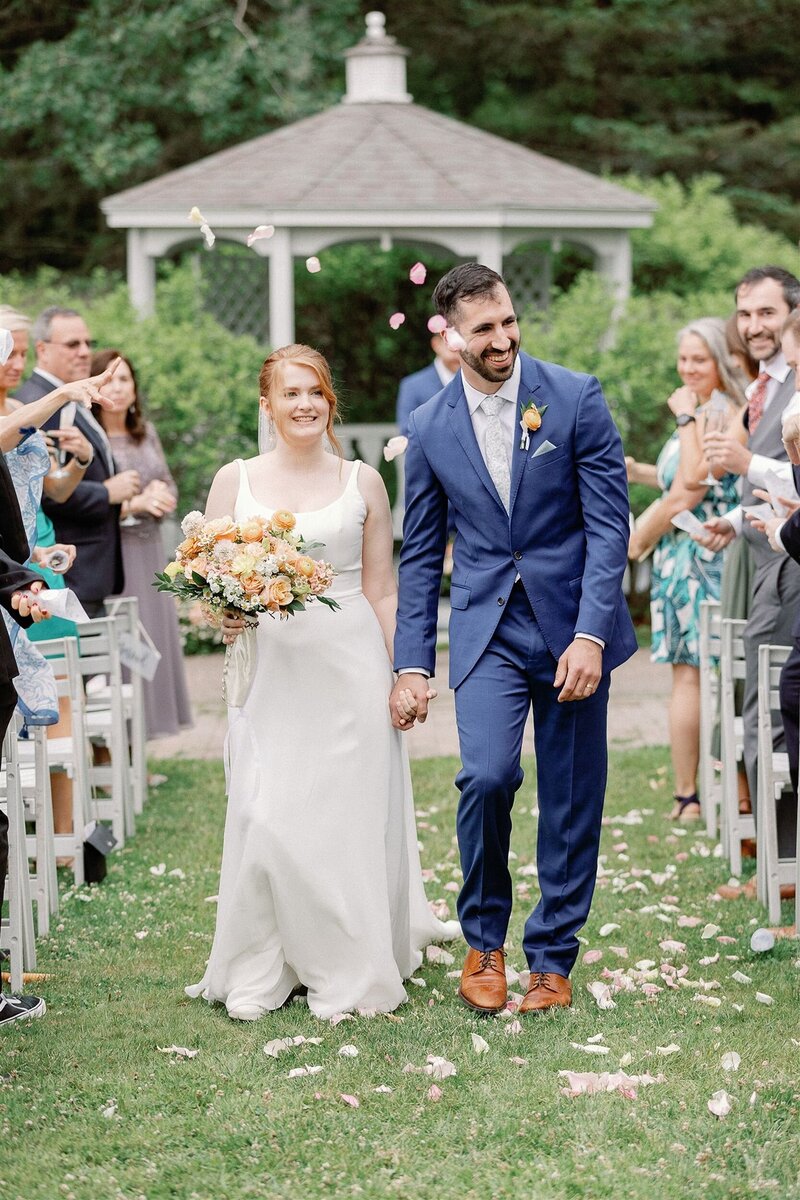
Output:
[{"xmin": 73, "ymin": 450, "xmax": 94, "ymax": 469}]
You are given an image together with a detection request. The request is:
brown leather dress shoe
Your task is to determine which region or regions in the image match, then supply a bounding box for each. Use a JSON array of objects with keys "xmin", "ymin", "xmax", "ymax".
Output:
[
  {"xmin": 458, "ymin": 947, "xmax": 507, "ymax": 1014},
  {"xmin": 519, "ymin": 971, "xmax": 572, "ymax": 1014}
]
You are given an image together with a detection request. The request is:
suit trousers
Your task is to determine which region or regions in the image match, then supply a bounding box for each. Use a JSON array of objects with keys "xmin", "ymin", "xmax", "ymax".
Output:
[
  {"xmin": 452, "ymin": 582, "xmax": 610, "ymax": 976},
  {"xmin": 0, "ymin": 687, "xmax": 19, "ymax": 916},
  {"xmin": 742, "ymin": 556, "xmax": 800, "ymax": 824}
]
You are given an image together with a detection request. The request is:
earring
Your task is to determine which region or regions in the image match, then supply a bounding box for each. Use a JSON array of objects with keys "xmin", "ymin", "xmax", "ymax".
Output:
[{"xmin": 128, "ymin": 403, "xmax": 136, "ymax": 412}]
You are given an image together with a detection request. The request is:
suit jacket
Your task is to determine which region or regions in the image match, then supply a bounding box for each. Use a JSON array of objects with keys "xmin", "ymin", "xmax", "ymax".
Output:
[
  {"xmin": 0, "ymin": 455, "xmax": 40, "ymax": 685},
  {"xmin": 396, "ymin": 363, "xmax": 444, "ymax": 436},
  {"xmin": 741, "ymin": 372, "xmax": 797, "ymax": 570},
  {"xmin": 394, "ymin": 351, "xmax": 637, "ymax": 689},
  {"xmin": 15, "ymin": 370, "xmax": 124, "ymax": 603}
]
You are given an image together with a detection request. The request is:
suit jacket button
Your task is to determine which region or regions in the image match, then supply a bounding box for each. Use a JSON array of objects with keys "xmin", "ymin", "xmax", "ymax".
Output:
[
  {"xmin": 497, "ymin": 596, "xmax": 505, "ymax": 605},
  {"xmin": 513, "ymin": 551, "xmax": 523, "ymax": 561}
]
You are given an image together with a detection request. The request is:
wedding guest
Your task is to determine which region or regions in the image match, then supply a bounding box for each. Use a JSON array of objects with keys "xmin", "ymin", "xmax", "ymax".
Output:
[
  {"xmin": 90, "ymin": 349, "xmax": 191, "ymax": 740},
  {"xmin": 696, "ymin": 268, "xmax": 800, "ymax": 818},
  {"xmin": 187, "ymin": 344, "xmax": 458, "ymax": 1020},
  {"xmin": 725, "ymin": 313, "xmax": 759, "ymax": 389},
  {"xmin": 395, "ymin": 333, "xmax": 462, "ymax": 435},
  {"xmin": 627, "ymin": 318, "xmax": 743, "ymax": 820},
  {"xmin": 14, "ymin": 306, "xmax": 140, "ymax": 616}
]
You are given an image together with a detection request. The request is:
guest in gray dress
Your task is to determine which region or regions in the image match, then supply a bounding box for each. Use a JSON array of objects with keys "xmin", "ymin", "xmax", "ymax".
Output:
[{"xmin": 91, "ymin": 349, "xmax": 192, "ymax": 740}]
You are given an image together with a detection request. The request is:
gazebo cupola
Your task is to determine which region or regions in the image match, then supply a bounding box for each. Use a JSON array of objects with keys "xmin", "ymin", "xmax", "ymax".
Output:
[{"xmin": 102, "ymin": 12, "xmax": 654, "ymax": 344}]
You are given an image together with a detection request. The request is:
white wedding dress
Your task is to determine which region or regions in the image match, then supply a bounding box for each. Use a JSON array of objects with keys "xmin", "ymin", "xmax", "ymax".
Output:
[{"xmin": 187, "ymin": 458, "xmax": 459, "ymax": 1020}]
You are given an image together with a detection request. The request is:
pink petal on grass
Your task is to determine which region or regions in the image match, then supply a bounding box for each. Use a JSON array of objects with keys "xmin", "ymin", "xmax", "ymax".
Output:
[
  {"xmin": 426, "ymin": 1084, "xmax": 443, "ymax": 1102},
  {"xmin": 389, "ymin": 312, "xmax": 406, "ymax": 330},
  {"xmin": 583, "ymin": 949, "xmax": 603, "ymax": 965},
  {"xmin": 409, "ymin": 262, "xmax": 427, "ymax": 285},
  {"xmin": 340, "ymin": 1094, "xmax": 360, "ymax": 1108},
  {"xmin": 305, "ymin": 257, "xmax": 322, "ymax": 273},
  {"xmin": 708, "ymin": 1089, "xmax": 733, "ymax": 1118},
  {"xmin": 659, "ymin": 939, "xmax": 687, "ymax": 955},
  {"xmin": 246, "ymin": 225, "xmax": 275, "ymax": 247},
  {"xmin": 427, "ymin": 315, "xmax": 448, "ymax": 334}
]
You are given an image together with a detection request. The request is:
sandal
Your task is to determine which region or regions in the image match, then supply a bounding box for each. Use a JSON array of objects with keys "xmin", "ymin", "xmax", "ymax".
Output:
[{"xmin": 669, "ymin": 793, "xmax": 701, "ymax": 822}]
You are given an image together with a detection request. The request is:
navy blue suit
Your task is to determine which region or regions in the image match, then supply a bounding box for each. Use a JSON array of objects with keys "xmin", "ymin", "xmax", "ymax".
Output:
[
  {"xmin": 396, "ymin": 363, "xmax": 443, "ymax": 436},
  {"xmin": 394, "ymin": 351, "xmax": 636, "ymax": 974}
]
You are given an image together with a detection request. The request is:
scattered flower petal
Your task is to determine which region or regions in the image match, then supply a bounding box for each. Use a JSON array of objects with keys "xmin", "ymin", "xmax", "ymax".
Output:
[
  {"xmin": 443, "ymin": 327, "xmax": 467, "ymax": 351},
  {"xmin": 701, "ymin": 923, "xmax": 721, "ymax": 940},
  {"xmin": 389, "ymin": 312, "xmax": 406, "ymax": 330},
  {"xmin": 708, "ymin": 1089, "xmax": 733, "ymax": 1118},
  {"xmin": 755, "ymin": 992, "xmax": 774, "ymax": 1005},
  {"xmin": 340, "ymin": 1093, "xmax": 360, "ymax": 1108},
  {"xmin": 426, "ymin": 1055, "xmax": 457, "ymax": 1080},
  {"xmin": 383, "ymin": 436, "xmax": 408, "ymax": 462},
  {"xmin": 373, "ymin": 1085, "xmax": 393, "ymax": 1094},
  {"xmin": 693, "ymin": 994, "xmax": 722, "ymax": 1007},
  {"xmin": 504, "ymin": 1019, "xmax": 523, "ymax": 1036},
  {"xmin": 659, "ymin": 939, "xmax": 686, "ymax": 955},
  {"xmin": 157, "ymin": 1045, "xmax": 198, "ymax": 1058},
  {"xmin": 246, "ymin": 224, "xmax": 275, "ymax": 247},
  {"xmin": 134, "ymin": 930, "xmax": 148, "ymax": 940},
  {"xmin": 559, "ymin": 1069, "xmax": 664, "ymax": 1099},
  {"xmin": 583, "ymin": 949, "xmax": 603, "ymax": 965},
  {"xmin": 149, "ymin": 863, "xmax": 166, "ymax": 876},
  {"xmin": 427, "ymin": 315, "xmax": 447, "ymax": 334},
  {"xmin": 330, "ymin": 1013, "xmax": 355, "ymax": 1026},
  {"xmin": 338, "ymin": 1045, "xmax": 359, "ymax": 1058},
  {"xmin": 409, "ymin": 262, "xmax": 427, "ymax": 285},
  {"xmin": 287, "ymin": 1065, "xmax": 323, "ymax": 1078},
  {"xmin": 721, "ymin": 1051, "xmax": 741, "ymax": 1072},
  {"xmin": 587, "ymin": 981, "xmax": 616, "ymax": 1010},
  {"xmin": 305, "ymin": 257, "xmax": 321, "ymax": 273},
  {"xmin": 599, "ymin": 923, "xmax": 621, "ymax": 937},
  {"xmin": 570, "ymin": 1042, "xmax": 611, "ymax": 1056},
  {"xmin": 426, "ymin": 1084, "xmax": 443, "ymax": 1102},
  {"xmin": 471, "ymin": 1033, "xmax": 490, "ymax": 1055},
  {"xmin": 731, "ymin": 970, "xmax": 752, "ymax": 984},
  {"xmin": 101, "ymin": 1103, "xmax": 117, "ymax": 1119},
  {"xmin": 508, "ymin": 1056, "xmax": 528, "ymax": 1066},
  {"xmin": 656, "ymin": 1044, "xmax": 681, "ymax": 1057}
]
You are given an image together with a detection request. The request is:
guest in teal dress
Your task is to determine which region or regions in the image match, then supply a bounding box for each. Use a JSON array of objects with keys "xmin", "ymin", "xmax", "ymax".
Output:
[{"xmin": 626, "ymin": 317, "xmax": 746, "ymax": 821}]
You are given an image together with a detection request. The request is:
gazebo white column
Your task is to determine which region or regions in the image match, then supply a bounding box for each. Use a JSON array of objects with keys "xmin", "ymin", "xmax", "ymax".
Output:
[
  {"xmin": 268, "ymin": 228, "xmax": 295, "ymax": 348},
  {"xmin": 127, "ymin": 229, "xmax": 156, "ymax": 317},
  {"xmin": 585, "ymin": 231, "xmax": 632, "ymax": 305}
]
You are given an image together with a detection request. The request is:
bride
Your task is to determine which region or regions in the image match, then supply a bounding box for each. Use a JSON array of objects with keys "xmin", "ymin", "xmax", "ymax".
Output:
[{"xmin": 186, "ymin": 344, "xmax": 460, "ymax": 1021}]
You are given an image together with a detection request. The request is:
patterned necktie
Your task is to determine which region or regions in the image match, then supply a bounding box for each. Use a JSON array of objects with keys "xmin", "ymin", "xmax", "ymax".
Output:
[
  {"xmin": 480, "ymin": 394, "xmax": 511, "ymax": 510},
  {"xmin": 747, "ymin": 371, "xmax": 770, "ymax": 435}
]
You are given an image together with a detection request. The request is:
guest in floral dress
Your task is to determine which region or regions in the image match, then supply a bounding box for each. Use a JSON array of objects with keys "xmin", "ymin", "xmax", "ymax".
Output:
[
  {"xmin": 91, "ymin": 349, "xmax": 192, "ymax": 740},
  {"xmin": 626, "ymin": 318, "xmax": 745, "ymax": 820}
]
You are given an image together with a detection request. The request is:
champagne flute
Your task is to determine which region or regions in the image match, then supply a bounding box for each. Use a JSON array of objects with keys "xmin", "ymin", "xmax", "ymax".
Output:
[{"xmin": 699, "ymin": 390, "xmax": 729, "ymax": 486}]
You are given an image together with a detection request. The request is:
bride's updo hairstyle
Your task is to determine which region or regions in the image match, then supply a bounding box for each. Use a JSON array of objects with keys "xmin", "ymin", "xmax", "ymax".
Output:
[{"xmin": 259, "ymin": 344, "xmax": 344, "ymax": 457}]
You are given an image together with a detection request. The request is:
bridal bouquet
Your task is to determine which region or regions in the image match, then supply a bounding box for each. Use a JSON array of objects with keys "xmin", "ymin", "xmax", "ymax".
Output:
[{"xmin": 155, "ymin": 509, "xmax": 339, "ymax": 705}]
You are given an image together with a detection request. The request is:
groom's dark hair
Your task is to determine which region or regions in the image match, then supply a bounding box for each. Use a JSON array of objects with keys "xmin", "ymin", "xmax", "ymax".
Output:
[{"xmin": 432, "ymin": 263, "xmax": 507, "ymax": 326}]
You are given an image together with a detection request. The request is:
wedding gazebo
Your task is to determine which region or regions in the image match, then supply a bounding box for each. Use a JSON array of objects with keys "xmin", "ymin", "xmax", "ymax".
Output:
[{"xmin": 102, "ymin": 12, "xmax": 655, "ymax": 345}]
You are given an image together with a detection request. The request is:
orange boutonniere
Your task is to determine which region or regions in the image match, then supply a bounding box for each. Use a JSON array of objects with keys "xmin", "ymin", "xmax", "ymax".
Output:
[{"xmin": 519, "ymin": 400, "xmax": 548, "ymax": 450}]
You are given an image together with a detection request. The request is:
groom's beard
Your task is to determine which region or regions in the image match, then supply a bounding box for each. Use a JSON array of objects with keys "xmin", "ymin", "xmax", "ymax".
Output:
[{"xmin": 460, "ymin": 339, "xmax": 519, "ymax": 384}]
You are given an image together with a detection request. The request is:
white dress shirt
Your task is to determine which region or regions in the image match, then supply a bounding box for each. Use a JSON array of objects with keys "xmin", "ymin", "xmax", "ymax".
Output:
[
  {"xmin": 721, "ymin": 352, "xmax": 793, "ymax": 536},
  {"xmin": 433, "ymin": 358, "xmax": 456, "ymax": 389},
  {"xmin": 397, "ymin": 358, "xmax": 602, "ymax": 677}
]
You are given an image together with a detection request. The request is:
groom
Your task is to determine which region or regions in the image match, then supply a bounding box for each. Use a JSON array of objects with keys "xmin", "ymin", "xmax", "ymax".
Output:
[{"xmin": 391, "ymin": 264, "xmax": 636, "ymax": 1015}]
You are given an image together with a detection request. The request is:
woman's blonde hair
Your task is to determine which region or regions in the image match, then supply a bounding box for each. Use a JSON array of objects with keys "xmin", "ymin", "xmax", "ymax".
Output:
[
  {"xmin": 677, "ymin": 316, "xmax": 746, "ymax": 406},
  {"xmin": 0, "ymin": 306, "xmax": 31, "ymax": 334},
  {"xmin": 259, "ymin": 344, "xmax": 343, "ymax": 457}
]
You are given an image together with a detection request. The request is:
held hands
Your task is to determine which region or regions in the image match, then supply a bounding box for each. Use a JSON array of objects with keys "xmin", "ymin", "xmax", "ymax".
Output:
[
  {"xmin": 554, "ymin": 638, "xmax": 602, "ymax": 704},
  {"xmin": 389, "ymin": 673, "xmax": 438, "ymax": 730},
  {"xmin": 129, "ymin": 480, "xmax": 177, "ymax": 519},
  {"xmin": 11, "ymin": 580, "xmax": 51, "ymax": 623}
]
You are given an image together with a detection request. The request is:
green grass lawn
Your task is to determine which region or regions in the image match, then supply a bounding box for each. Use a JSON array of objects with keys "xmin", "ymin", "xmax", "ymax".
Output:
[{"xmin": 2, "ymin": 750, "xmax": 799, "ymax": 1200}]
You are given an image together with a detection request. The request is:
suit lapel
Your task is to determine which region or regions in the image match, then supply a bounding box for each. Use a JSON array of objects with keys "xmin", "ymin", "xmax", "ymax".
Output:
[
  {"xmin": 446, "ymin": 378, "xmax": 507, "ymax": 514},
  {"xmin": 509, "ymin": 355, "xmax": 544, "ymax": 515}
]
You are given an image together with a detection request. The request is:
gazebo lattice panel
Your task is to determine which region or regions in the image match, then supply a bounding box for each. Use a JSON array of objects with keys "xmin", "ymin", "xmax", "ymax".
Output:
[
  {"xmin": 502, "ymin": 250, "xmax": 552, "ymax": 315},
  {"xmin": 198, "ymin": 247, "xmax": 269, "ymax": 342}
]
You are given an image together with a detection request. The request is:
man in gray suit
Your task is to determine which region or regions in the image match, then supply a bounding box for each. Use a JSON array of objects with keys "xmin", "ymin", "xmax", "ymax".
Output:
[{"xmin": 700, "ymin": 266, "xmax": 800, "ymax": 821}]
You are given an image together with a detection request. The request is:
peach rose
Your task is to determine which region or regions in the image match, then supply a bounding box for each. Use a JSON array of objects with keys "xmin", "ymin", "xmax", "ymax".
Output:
[
  {"xmin": 239, "ymin": 517, "xmax": 266, "ymax": 542},
  {"xmin": 266, "ymin": 575, "xmax": 293, "ymax": 608},
  {"xmin": 177, "ymin": 535, "xmax": 201, "ymax": 559},
  {"xmin": 185, "ymin": 555, "xmax": 209, "ymax": 579},
  {"xmin": 293, "ymin": 555, "xmax": 316, "ymax": 579},
  {"xmin": 206, "ymin": 516, "xmax": 238, "ymax": 541},
  {"xmin": 241, "ymin": 572, "xmax": 265, "ymax": 596},
  {"xmin": 270, "ymin": 510, "xmax": 296, "ymax": 532},
  {"xmin": 522, "ymin": 406, "xmax": 541, "ymax": 432}
]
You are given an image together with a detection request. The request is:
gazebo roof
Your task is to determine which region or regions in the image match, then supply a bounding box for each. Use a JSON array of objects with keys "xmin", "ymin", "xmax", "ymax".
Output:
[{"xmin": 103, "ymin": 99, "xmax": 654, "ymax": 226}]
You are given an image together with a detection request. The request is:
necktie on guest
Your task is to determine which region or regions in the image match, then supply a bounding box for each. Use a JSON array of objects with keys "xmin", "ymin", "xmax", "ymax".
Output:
[
  {"xmin": 480, "ymin": 394, "xmax": 511, "ymax": 511},
  {"xmin": 747, "ymin": 371, "xmax": 770, "ymax": 435}
]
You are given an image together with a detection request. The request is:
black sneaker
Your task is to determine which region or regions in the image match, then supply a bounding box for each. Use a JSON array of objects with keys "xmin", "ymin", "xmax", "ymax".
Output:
[{"xmin": 0, "ymin": 994, "xmax": 46, "ymax": 1025}]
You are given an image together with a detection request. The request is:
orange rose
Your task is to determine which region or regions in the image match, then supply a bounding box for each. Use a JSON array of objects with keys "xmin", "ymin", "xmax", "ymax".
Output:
[
  {"xmin": 270, "ymin": 510, "xmax": 296, "ymax": 532},
  {"xmin": 185, "ymin": 555, "xmax": 209, "ymax": 579},
  {"xmin": 522, "ymin": 406, "xmax": 541, "ymax": 432},
  {"xmin": 293, "ymin": 555, "xmax": 316, "ymax": 579},
  {"xmin": 241, "ymin": 572, "xmax": 265, "ymax": 596},
  {"xmin": 206, "ymin": 516, "xmax": 238, "ymax": 541},
  {"xmin": 177, "ymin": 535, "xmax": 201, "ymax": 559},
  {"xmin": 239, "ymin": 517, "xmax": 266, "ymax": 542},
  {"xmin": 265, "ymin": 576, "xmax": 293, "ymax": 608}
]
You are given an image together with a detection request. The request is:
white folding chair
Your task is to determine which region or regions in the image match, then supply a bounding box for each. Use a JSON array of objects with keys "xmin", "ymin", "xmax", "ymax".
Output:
[
  {"xmin": 698, "ymin": 599, "xmax": 722, "ymax": 839},
  {"xmin": 28, "ymin": 636, "xmax": 91, "ymax": 887},
  {"xmin": 103, "ymin": 597, "xmax": 147, "ymax": 816},
  {"xmin": 719, "ymin": 617, "xmax": 752, "ymax": 874},
  {"xmin": 74, "ymin": 617, "xmax": 134, "ymax": 847},
  {"xmin": 756, "ymin": 643, "xmax": 793, "ymax": 922},
  {"xmin": 17, "ymin": 726, "xmax": 58, "ymax": 937},
  {"xmin": 0, "ymin": 715, "xmax": 37, "ymax": 990}
]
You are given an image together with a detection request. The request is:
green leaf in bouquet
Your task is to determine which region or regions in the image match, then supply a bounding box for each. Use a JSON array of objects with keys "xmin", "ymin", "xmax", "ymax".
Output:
[{"xmin": 315, "ymin": 595, "xmax": 341, "ymax": 611}]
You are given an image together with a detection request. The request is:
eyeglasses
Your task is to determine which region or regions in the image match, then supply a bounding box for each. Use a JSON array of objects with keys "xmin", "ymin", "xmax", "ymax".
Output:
[{"xmin": 45, "ymin": 339, "xmax": 95, "ymax": 351}]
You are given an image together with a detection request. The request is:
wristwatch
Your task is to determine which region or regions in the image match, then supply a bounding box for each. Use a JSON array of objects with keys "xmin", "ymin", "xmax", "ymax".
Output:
[{"xmin": 675, "ymin": 413, "xmax": 696, "ymax": 427}]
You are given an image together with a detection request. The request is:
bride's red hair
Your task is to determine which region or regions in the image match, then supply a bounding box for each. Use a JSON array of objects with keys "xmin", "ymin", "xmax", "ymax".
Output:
[{"xmin": 259, "ymin": 344, "xmax": 344, "ymax": 458}]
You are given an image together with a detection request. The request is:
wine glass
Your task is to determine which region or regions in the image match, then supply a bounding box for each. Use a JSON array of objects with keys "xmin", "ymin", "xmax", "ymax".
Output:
[{"xmin": 699, "ymin": 390, "xmax": 729, "ymax": 486}]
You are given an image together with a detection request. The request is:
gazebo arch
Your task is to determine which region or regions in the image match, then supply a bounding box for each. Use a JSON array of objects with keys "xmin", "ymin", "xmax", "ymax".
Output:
[{"xmin": 103, "ymin": 12, "xmax": 654, "ymax": 344}]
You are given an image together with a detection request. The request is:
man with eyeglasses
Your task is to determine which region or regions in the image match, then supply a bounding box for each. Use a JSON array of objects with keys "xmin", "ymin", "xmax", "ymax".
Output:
[{"xmin": 14, "ymin": 306, "xmax": 139, "ymax": 615}]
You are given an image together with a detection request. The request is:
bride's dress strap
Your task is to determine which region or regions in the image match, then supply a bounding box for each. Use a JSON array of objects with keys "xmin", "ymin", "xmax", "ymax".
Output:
[
  {"xmin": 346, "ymin": 459, "xmax": 362, "ymax": 496},
  {"xmin": 235, "ymin": 458, "xmax": 258, "ymax": 512}
]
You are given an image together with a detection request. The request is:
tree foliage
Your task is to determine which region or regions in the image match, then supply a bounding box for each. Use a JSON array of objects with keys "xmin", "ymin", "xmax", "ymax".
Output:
[{"xmin": 1, "ymin": 0, "xmax": 799, "ymax": 272}]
